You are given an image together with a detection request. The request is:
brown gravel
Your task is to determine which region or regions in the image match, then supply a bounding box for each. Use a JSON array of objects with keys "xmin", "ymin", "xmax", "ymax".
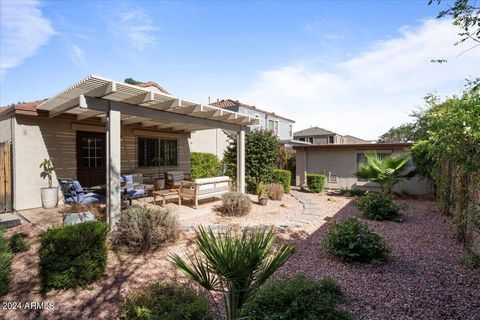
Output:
[{"xmin": 2, "ymin": 195, "xmax": 479, "ymax": 320}]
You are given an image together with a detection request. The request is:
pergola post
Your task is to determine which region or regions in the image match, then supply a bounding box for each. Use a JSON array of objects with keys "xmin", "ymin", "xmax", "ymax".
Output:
[
  {"xmin": 236, "ymin": 128, "xmax": 246, "ymax": 193},
  {"xmin": 106, "ymin": 106, "xmax": 122, "ymax": 229}
]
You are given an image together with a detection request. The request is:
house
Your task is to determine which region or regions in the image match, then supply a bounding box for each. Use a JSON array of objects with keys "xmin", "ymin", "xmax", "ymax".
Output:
[
  {"xmin": 293, "ymin": 126, "xmax": 372, "ymax": 145},
  {"xmin": 294, "ymin": 143, "xmax": 433, "ymax": 195},
  {"xmin": 0, "ymin": 75, "xmax": 256, "ymax": 224}
]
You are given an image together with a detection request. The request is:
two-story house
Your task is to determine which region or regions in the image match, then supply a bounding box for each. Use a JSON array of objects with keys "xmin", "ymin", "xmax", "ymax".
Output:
[{"xmin": 293, "ymin": 126, "xmax": 371, "ymax": 145}]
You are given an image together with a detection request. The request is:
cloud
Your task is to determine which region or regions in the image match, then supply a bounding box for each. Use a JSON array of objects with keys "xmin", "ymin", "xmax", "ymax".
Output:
[
  {"xmin": 242, "ymin": 19, "xmax": 480, "ymax": 140},
  {"xmin": 109, "ymin": 6, "xmax": 158, "ymax": 50},
  {"xmin": 0, "ymin": 0, "xmax": 55, "ymax": 77},
  {"xmin": 70, "ymin": 45, "xmax": 85, "ymax": 65}
]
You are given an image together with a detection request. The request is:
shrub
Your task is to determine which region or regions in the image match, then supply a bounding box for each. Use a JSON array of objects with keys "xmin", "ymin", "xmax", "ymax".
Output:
[
  {"xmin": 120, "ymin": 282, "xmax": 213, "ymax": 320},
  {"xmin": 39, "ymin": 221, "xmax": 108, "ymax": 292},
  {"xmin": 112, "ymin": 206, "xmax": 179, "ymax": 252},
  {"xmin": 9, "ymin": 232, "xmax": 30, "ymax": 253},
  {"xmin": 219, "ymin": 192, "xmax": 252, "ymax": 216},
  {"xmin": 307, "ymin": 174, "xmax": 326, "ymax": 193},
  {"xmin": 273, "ymin": 169, "xmax": 291, "ymax": 193},
  {"xmin": 266, "ymin": 183, "xmax": 284, "ymax": 201},
  {"xmin": 0, "ymin": 228, "xmax": 12, "ymax": 296},
  {"xmin": 339, "ymin": 187, "xmax": 367, "ymax": 197},
  {"xmin": 61, "ymin": 203, "xmax": 105, "ymax": 222},
  {"xmin": 245, "ymin": 275, "xmax": 353, "ymax": 320},
  {"xmin": 323, "ymin": 218, "xmax": 390, "ymax": 265},
  {"xmin": 356, "ymin": 193, "xmax": 404, "ymax": 222},
  {"xmin": 191, "ymin": 152, "xmax": 221, "ymax": 180}
]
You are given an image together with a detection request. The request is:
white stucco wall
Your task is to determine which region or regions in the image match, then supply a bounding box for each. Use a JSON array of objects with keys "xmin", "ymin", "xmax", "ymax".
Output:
[
  {"xmin": 0, "ymin": 117, "xmax": 13, "ymax": 143},
  {"xmin": 189, "ymin": 129, "xmax": 230, "ymax": 159}
]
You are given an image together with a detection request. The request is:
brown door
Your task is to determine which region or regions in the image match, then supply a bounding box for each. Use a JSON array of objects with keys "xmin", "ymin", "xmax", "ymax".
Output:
[
  {"xmin": 76, "ymin": 131, "xmax": 106, "ymax": 187},
  {"xmin": 0, "ymin": 142, "xmax": 12, "ymax": 213}
]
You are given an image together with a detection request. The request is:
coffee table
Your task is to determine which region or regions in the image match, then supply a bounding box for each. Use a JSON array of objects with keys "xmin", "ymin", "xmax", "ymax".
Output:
[{"xmin": 153, "ymin": 189, "xmax": 181, "ymax": 206}]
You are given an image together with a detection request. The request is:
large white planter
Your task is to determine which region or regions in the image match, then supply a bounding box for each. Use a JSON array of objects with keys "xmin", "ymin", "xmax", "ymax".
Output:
[{"xmin": 41, "ymin": 187, "xmax": 58, "ymax": 209}]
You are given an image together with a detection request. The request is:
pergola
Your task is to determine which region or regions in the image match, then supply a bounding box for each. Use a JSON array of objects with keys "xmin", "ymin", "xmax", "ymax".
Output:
[{"xmin": 38, "ymin": 75, "xmax": 257, "ymax": 227}]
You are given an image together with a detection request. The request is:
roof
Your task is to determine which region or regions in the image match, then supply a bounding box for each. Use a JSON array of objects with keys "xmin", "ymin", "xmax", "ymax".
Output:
[
  {"xmin": 210, "ymin": 99, "xmax": 295, "ymax": 123},
  {"xmin": 343, "ymin": 135, "xmax": 369, "ymax": 143},
  {"xmin": 293, "ymin": 142, "xmax": 413, "ymax": 151},
  {"xmin": 293, "ymin": 127, "xmax": 336, "ymax": 136},
  {"xmin": 135, "ymin": 81, "xmax": 171, "ymax": 95},
  {"xmin": 0, "ymin": 99, "xmax": 47, "ymax": 118}
]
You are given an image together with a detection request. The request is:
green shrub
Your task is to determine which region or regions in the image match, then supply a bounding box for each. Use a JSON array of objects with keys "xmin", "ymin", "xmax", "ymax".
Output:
[
  {"xmin": 0, "ymin": 228, "xmax": 12, "ymax": 296},
  {"xmin": 112, "ymin": 206, "xmax": 179, "ymax": 252},
  {"xmin": 191, "ymin": 152, "xmax": 221, "ymax": 180},
  {"xmin": 356, "ymin": 193, "xmax": 404, "ymax": 222},
  {"xmin": 307, "ymin": 174, "xmax": 326, "ymax": 193},
  {"xmin": 323, "ymin": 218, "xmax": 390, "ymax": 265},
  {"xmin": 39, "ymin": 221, "xmax": 108, "ymax": 292},
  {"xmin": 273, "ymin": 169, "xmax": 291, "ymax": 193},
  {"xmin": 9, "ymin": 232, "xmax": 30, "ymax": 253},
  {"xmin": 120, "ymin": 282, "xmax": 213, "ymax": 320},
  {"xmin": 462, "ymin": 248, "xmax": 480, "ymax": 270},
  {"xmin": 245, "ymin": 275, "xmax": 353, "ymax": 319},
  {"xmin": 219, "ymin": 192, "xmax": 252, "ymax": 216},
  {"xmin": 266, "ymin": 183, "xmax": 284, "ymax": 201},
  {"xmin": 339, "ymin": 187, "xmax": 367, "ymax": 197}
]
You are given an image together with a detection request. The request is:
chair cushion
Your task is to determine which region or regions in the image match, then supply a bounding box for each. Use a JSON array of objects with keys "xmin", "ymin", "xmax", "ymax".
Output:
[
  {"xmin": 126, "ymin": 188, "xmax": 146, "ymax": 198},
  {"xmin": 122, "ymin": 175, "xmax": 133, "ymax": 184},
  {"xmin": 194, "ymin": 176, "xmax": 230, "ymax": 191}
]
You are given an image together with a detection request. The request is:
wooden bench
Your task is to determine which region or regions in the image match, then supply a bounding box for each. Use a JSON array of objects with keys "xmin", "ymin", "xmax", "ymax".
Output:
[{"xmin": 180, "ymin": 176, "xmax": 231, "ymax": 209}]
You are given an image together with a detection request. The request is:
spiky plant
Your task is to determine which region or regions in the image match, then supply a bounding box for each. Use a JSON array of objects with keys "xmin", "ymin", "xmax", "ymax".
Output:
[
  {"xmin": 171, "ymin": 226, "xmax": 294, "ymax": 320},
  {"xmin": 356, "ymin": 152, "xmax": 414, "ymax": 194}
]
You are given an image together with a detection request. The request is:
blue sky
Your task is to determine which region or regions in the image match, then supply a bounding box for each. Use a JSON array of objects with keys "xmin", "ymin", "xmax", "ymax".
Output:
[{"xmin": 1, "ymin": 0, "xmax": 478, "ymax": 139}]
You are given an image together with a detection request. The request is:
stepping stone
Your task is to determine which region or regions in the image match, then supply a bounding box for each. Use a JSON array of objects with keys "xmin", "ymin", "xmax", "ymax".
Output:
[
  {"xmin": 292, "ymin": 214, "xmax": 319, "ymax": 224},
  {"xmin": 302, "ymin": 210, "xmax": 323, "ymax": 216},
  {"xmin": 0, "ymin": 213, "xmax": 22, "ymax": 228}
]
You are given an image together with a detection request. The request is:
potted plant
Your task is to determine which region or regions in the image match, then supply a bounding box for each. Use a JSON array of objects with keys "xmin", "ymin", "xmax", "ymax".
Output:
[
  {"xmin": 40, "ymin": 158, "xmax": 58, "ymax": 208},
  {"xmin": 256, "ymin": 182, "xmax": 269, "ymax": 206}
]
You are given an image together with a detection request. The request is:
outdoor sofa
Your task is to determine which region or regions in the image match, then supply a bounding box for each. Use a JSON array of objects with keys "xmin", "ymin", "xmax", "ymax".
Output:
[{"xmin": 180, "ymin": 176, "xmax": 231, "ymax": 208}]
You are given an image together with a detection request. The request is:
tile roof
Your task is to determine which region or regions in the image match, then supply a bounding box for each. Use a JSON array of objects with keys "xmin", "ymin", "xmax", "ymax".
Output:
[
  {"xmin": 0, "ymin": 99, "xmax": 47, "ymax": 117},
  {"xmin": 210, "ymin": 99, "xmax": 295, "ymax": 122},
  {"xmin": 293, "ymin": 126, "xmax": 336, "ymax": 136},
  {"xmin": 135, "ymin": 81, "xmax": 171, "ymax": 95}
]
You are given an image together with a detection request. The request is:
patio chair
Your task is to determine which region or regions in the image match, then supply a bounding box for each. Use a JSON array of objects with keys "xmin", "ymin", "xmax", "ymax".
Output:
[
  {"xmin": 166, "ymin": 171, "xmax": 191, "ymax": 189},
  {"xmin": 121, "ymin": 174, "xmax": 148, "ymax": 200},
  {"xmin": 58, "ymin": 178, "xmax": 106, "ymax": 205}
]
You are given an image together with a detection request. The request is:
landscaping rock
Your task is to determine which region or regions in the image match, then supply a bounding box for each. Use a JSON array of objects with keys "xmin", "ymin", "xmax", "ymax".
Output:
[
  {"xmin": 0, "ymin": 213, "xmax": 21, "ymax": 228},
  {"xmin": 63, "ymin": 211, "xmax": 96, "ymax": 225}
]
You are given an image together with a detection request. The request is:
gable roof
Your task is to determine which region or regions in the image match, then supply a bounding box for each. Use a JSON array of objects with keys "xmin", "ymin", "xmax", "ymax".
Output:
[
  {"xmin": 293, "ymin": 126, "xmax": 336, "ymax": 136},
  {"xmin": 343, "ymin": 135, "xmax": 369, "ymax": 143},
  {"xmin": 210, "ymin": 99, "xmax": 295, "ymax": 123}
]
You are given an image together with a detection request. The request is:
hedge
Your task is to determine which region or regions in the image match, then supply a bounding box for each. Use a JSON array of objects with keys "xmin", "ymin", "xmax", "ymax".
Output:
[
  {"xmin": 273, "ymin": 169, "xmax": 291, "ymax": 193},
  {"xmin": 0, "ymin": 228, "xmax": 12, "ymax": 296},
  {"xmin": 306, "ymin": 174, "xmax": 326, "ymax": 193},
  {"xmin": 191, "ymin": 152, "xmax": 221, "ymax": 180},
  {"xmin": 39, "ymin": 221, "xmax": 108, "ymax": 292}
]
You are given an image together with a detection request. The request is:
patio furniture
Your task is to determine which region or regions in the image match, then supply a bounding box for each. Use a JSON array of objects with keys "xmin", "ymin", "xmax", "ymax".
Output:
[
  {"xmin": 180, "ymin": 176, "xmax": 231, "ymax": 209},
  {"xmin": 153, "ymin": 189, "xmax": 181, "ymax": 206},
  {"xmin": 121, "ymin": 174, "xmax": 148, "ymax": 204},
  {"xmin": 166, "ymin": 171, "xmax": 191, "ymax": 189},
  {"xmin": 58, "ymin": 178, "xmax": 106, "ymax": 205}
]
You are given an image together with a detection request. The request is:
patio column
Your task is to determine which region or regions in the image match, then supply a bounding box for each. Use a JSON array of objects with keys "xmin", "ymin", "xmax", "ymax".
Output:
[
  {"xmin": 236, "ymin": 128, "xmax": 246, "ymax": 193},
  {"xmin": 106, "ymin": 107, "xmax": 121, "ymax": 229}
]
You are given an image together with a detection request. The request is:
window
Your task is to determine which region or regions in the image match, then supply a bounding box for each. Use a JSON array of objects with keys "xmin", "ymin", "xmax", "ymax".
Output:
[
  {"xmin": 268, "ymin": 119, "xmax": 275, "ymax": 131},
  {"xmin": 289, "ymin": 125, "xmax": 293, "ymax": 138},
  {"xmin": 299, "ymin": 137, "xmax": 305, "ymax": 142},
  {"xmin": 308, "ymin": 137, "xmax": 314, "ymax": 144},
  {"xmin": 138, "ymin": 138, "xmax": 177, "ymax": 167},
  {"xmin": 80, "ymin": 137, "xmax": 103, "ymax": 168},
  {"xmin": 329, "ymin": 136, "xmax": 335, "ymax": 144}
]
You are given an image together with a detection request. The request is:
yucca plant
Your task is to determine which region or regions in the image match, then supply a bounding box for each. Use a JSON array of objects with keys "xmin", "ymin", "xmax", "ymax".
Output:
[
  {"xmin": 356, "ymin": 152, "xmax": 414, "ymax": 194},
  {"xmin": 171, "ymin": 226, "xmax": 295, "ymax": 320}
]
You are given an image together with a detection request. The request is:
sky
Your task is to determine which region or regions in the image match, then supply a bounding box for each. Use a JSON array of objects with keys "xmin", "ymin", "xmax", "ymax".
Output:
[{"xmin": 1, "ymin": 0, "xmax": 479, "ymax": 140}]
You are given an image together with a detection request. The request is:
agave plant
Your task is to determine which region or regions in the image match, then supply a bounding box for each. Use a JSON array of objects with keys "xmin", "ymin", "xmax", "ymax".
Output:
[
  {"xmin": 356, "ymin": 152, "xmax": 414, "ymax": 194},
  {"xmin": 171, "ymin": 226, "xmax": 294, "ymax": 320}
]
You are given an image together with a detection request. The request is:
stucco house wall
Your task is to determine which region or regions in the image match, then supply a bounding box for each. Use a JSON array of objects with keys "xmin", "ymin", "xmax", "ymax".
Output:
[
  {"xmin": 189, "ymin": 128, "xmax": 230, "ymax": 159},
  {"xmin": 0, "ymin": 117, "xmax": 13, "ymax": 143}
]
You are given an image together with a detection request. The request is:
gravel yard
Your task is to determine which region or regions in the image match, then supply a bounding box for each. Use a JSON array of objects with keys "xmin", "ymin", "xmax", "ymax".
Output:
[{"xmin": 2, "ymin": 194, "xmax": 479, "ymax": 319}]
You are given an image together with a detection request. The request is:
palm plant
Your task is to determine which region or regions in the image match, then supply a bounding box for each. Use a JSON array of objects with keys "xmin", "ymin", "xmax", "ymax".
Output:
[
  {"xmin": 171, "ymin": 226, "xmax": 294, "ymax": 320},
  {"xmin": 356, "ymin": 152, "xmax": 413, "ymax": 194}
]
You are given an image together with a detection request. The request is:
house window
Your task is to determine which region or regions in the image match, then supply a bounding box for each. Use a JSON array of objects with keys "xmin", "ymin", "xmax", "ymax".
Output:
[
  {"xmin": 289, "ymin": 124, "xmax": 293, "ymax": 137},
  {"xmin": 80, "ymin": 137, "xmax": 103, "ymax": 168},
  {"xmin": 308, "ymin": 137, "xmax": 314, "ymax": 144},
  {"xmin": 299, "ymin": 137, "xmax": 305, "ymax": 142},
  {"xmin": 268, "ymin": 119, "xmax": 275, "ymax": 131},
  {"xmin": 329, "ymin": 136, "xmax": 335, "ymax": 144},
  {"xmin": 138, "ymin": 137, "xmax": 177, "ymax": 167}
]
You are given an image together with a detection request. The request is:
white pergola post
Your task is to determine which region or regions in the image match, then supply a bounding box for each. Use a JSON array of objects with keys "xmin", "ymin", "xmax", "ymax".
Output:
[
  {"xmin": 106, "ymin": 107, "xmax": 122, "ymax": 229},
  {"xmin": 236, "ymin": 128, "xmax": 246, "ymax": 193}
]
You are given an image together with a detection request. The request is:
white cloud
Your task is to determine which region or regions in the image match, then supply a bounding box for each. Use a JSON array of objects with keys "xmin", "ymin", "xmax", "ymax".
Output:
[
  {"xmin": 109, "ymin": 6, "xmax": 158, "ymax": 50},
  {"xmin": 242, "ymin": 19, "xmax": 480, "ymax": 140},
  {"xmin": 70, "ymin": 45, "xmax": 85, "ymax": 65},
  {"xmin": 0, "ymin": 0, "xmax": 55, "ymax": 77}
]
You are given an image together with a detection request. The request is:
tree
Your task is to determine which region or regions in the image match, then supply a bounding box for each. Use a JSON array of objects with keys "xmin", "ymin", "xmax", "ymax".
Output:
[
  {"xmin": 377, "ymin": 123, "xmax": 416, "ymax": 143},
  {"xmin": 356, "ymin": 153, "xmax": 413, "ymax": 194},
  {"xmin": 124, "ymin": 77, "xmax": 142, "ymax": 85},
  {"xmin": 171, "ymin": 226, "xmax": 294, "ymax": 320}
]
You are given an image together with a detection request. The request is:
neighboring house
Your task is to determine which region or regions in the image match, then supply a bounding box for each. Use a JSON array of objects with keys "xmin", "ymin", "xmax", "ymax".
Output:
[
  {"xmin": 293, "ymin": 126, "xmax": 372, "ymax": 145},
  {"xmin": 294, "ymin": 143, "xmax": 433, "ymax": 195},
  {"xmin": 0, "ymin": 75, "xmax": 255, "ymax": 212}
]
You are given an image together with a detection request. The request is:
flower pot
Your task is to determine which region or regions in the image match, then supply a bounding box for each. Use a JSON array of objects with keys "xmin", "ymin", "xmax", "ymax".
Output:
[
  {"xmin": 41, "ymin": 187, "xmax": 58, "ymax": 209},
  {"xmin": 258, "ymin": 197, "xmax": 268, "ymax": 206}
]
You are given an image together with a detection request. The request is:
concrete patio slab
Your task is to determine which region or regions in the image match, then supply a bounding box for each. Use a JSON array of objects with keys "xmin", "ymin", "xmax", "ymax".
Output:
[{"xmin": 0, "ymin": 213, "xmax": 22, "ymax": 228}]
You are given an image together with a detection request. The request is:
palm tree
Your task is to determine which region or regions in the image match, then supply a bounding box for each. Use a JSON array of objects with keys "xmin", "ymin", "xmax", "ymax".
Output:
[
  {"xmin": 356, "ymin": 152, "xmax": 413, "ymax": 194},
  {"xmin": 171, "ymin": 226, "xmax": 294, "ymax": 320}
]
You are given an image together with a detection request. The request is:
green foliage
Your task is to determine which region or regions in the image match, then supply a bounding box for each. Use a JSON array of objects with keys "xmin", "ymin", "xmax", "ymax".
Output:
[
  {"xmin": 306, "ymin": 174, "xmax": 326, "ymax": 193},
  {"xmin": 112, "ymin": 206, "xmax": 179, "ymax": 252},
  {"xmin": 0, "ymin": 228, "xmax": 12, "ymax": 296},
  {"xmin": 266, "ymin": 183, "xmax": 284, "ymax": 201},
  {"xmin": 256, "ymin": 182, "xmax": 268, "ymax": 199},
  {"xmin": 124, "ymin": 77, "xmax": 143, "ymax": 85},
  {"xmin": 378, "ymin": 123, "xmax": 416, "ymax": 143},
  {"xmin": 39, "ymin": 221, "xmax": 108, "ymax": 292},
  {"xmin": 39, "ymin": 158, "xmax": 54, "ymax": 188},
  {"xmin": 220, "ymin": 192, "xmax": 252, "ymax": 216},
  {"xmin": 191, "ymin": 152, "xmax": 221, "ymax": 180},
  {"xmin": 356, "ymin": 193, "xmax": 404, "ymax": 222},
  {"xmin": 273, "ymin": 169, "xmax": 291, "ymax": 193},
  {"xmin": 461, "ymin": 249, "xmax": 480, "ymax": 270},
  {"xmin": 323, "ymin": 218, "xmax": 390, "ymax": 265},
  {"xmin": 245, "ymin": 275, "xmax": 353, "ymax": 320},
  {"xmin": 276, "ymin": 147, "xmax": 296, "ymax": 179},
  {"xmin": 339, "ymin": 187, "xmax": 367, "ymax": 197},
  {"xmin": 356, "ymin": 153, "xmax": 413, "ymax": 194},
  {"xmin": 9, "ymin": 232, "xmax": 30, "ymax": 253},
  {"xmin": 171, "ymin": 226, "xmax": 295, "ymax": 320},
  {"xmin": 120, "ymin": 282, "xmax": 213, "ymax": 320},
  {"xmin": 410, "ymin": 140, "xmax": 434, "ymax": 179},
  {"xmin": 224, "ymin": 130, "xmax": 279, "ymax": 191}
]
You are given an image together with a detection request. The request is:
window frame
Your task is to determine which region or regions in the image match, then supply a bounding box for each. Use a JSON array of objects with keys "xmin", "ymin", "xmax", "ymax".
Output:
[{"xmin": 137, "ymin": 137, "xmax": 178, "ymax": 168}]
